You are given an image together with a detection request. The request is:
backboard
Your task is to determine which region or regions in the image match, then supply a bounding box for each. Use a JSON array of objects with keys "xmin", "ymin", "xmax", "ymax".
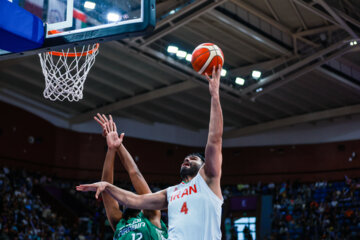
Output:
[{"xmin": 0, "ymin": 0, "xmax": 155, "ymax": 60}]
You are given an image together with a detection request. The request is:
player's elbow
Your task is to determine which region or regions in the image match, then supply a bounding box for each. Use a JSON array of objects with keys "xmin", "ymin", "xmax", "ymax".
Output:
[
  {"xmin": 128, "ymin": 168, "xmax": 142, "ymax": 178},
  {"xmin": 125, "ymin": 193, "xmax": 145, "ymax": 209}
]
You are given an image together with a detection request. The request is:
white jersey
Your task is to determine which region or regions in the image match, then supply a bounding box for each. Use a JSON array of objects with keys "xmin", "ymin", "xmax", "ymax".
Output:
[{"xmin": 166, "ymin": 172, "xmax": 223, "ymax": 240}]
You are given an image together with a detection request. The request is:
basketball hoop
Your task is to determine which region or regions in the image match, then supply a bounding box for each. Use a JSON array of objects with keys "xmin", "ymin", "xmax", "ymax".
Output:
[{"xmin": 38, "ymin": 43, "xmax": 99, "ymax": 101}]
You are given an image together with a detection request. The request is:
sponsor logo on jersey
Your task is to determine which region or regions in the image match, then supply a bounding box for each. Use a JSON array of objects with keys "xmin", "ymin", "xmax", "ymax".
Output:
[
  {"xmin": 116, "ymin": 219, "xmax": 146, "ymax": 237},
  {"xmin": 170, "ymin": 184, "xmax": 197, "ymax": 202}
]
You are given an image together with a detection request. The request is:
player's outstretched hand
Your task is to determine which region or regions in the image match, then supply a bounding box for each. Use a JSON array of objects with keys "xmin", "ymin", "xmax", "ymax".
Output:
[
  {"xmin": 76, "ymin": 181, "xmax": 108, "ymax": 199},
  {"xmin": 94, "ymin": 113, "xmax": 125, "ymax": 149},
  {"xmin": 94, "ymin": 113, "xmax": 110, "ymax": 137},
  {"xmin": 105, "ymin": 117, "xmax": 124, "ymax": 150},
  {"xmin": 205, "ymin": 65, "xmax": 221, "ymax": 98}
]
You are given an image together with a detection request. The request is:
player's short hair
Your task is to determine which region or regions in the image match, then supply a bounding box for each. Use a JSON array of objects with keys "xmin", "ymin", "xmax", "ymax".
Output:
[
  {"xmin": 122, "ymin": 207, "xmax": 141, "ymax": 220},
  {"xmin": 185, "ymin": 152, "xmax": 205, "ymax": 163}
]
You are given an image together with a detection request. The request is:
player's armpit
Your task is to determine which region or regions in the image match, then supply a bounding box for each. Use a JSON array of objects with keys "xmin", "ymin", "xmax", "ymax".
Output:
[{"xmin": 143, "ymin": 209, "xmax": 162, "ymax": 228}]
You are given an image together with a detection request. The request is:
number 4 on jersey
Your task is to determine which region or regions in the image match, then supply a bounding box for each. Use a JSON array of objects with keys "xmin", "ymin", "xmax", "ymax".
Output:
[{"xmin": 181, "ymin": 202, "xmax": 188, "ymax": 214}]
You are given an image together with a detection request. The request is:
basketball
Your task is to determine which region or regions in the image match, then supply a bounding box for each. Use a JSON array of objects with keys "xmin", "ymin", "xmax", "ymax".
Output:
[{"xmin": 191, "ymin": 43, "xmax": 224, "ymax": 76}]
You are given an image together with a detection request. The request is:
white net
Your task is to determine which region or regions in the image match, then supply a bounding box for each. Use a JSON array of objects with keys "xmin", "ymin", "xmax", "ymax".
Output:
[{"xmin": 38, "ymin": 44, "xmax": 99, "ymax": 101}]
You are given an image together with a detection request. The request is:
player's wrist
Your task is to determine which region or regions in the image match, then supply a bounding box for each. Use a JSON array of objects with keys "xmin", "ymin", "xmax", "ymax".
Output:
[
  {"xmin": 211, "ymin": 92, "xmax": 220, "ymax": 99},
  {"xmin": 107, "ymin": 146, "xmax": 118, "ymax": 152}
]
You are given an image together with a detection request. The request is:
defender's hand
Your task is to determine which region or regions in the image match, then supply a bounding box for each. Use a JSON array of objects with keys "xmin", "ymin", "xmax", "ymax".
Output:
[
  {"xmin": 105, "ymin": 120, "xmax": 124, "ymax": 150},
  {"xmin": 94, "ymin": 113, "xmax": 111, "ymax": 137},
  {"xmin": 76, "ymin": 181, "xmax": 109, "ymax": 199},
  {"xmin": 94, "ymin": 114, "xmax": 124, "ymax": 147}
]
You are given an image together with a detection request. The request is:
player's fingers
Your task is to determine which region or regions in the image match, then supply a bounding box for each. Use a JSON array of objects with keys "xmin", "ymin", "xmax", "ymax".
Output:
[
  {"xmin": 95, "ymin": 188, "xmax": 101, "ymax": 199},
  {"xmin": 217, "ymin": 64, "xmax": 222, "ymax": 77},
  {"xmin": 113, "ymin": 122, "xmax": 117, "ymax": 133},
  {"xmin": 212, "ymin": 66, "xmax": 216, "ymax": 77},
  {"xmin": 76, "ymin": 185, "xmax": 91, "ymax": 191},
  {"xmin": 105, "ymin": 122, "xmax": 110, "ymax": 133},
  {"xmin": 108, "ymin": 122, "xmax": 112, "ymax": 132},
  {"xmin": 119, "ymin": 133, "xmax": 125, "ymax": 141},
  {"xmin": 109, "ymin": 115, "xmax": 114, "ymax": 132},
  {"xmin": 205, "ymin": 73, "xmax": 211, "ymax": 82},
  {"xmin": 97, "ymin": 113, "xmax": 106, "ymax": 123},
  {"xmin": 102, "ymin": 114, "xmax": 109, "ymax": 123},
  {"xmin": 76, "ymin": 186, "xmax": 87, "ymax": 191},
  {"xmin": 94, "ymin": 117, "xmax": 105, "ymax": 129},
  {"xmin": 109, "ymin": 119, "xmax": 113, "ymax": 132}
]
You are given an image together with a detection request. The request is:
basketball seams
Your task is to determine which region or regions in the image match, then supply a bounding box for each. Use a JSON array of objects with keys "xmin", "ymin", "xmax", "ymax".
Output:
[
  {"xmin": 198, "ymin": 49, "xmax": 216, "ymax": 74},
  {"xmin": 192, "ymin": 49, "xmax": 219, "ymax": 72},
  {"xmin": 212, "ymin": 45, "xmax": 224, "ymax": 63},
  {"xmin": 191, "ymin": 49, "xmax": 210, "ymax": 67},
  {"xmin": 191, "ymin": 45, "xmax": 215, "ymax": 63}
]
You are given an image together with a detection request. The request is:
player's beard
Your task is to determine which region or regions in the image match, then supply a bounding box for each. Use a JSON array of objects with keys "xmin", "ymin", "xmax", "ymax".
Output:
[{"xmin": 180, "ymin": 164, "xmax": 201, "ymax": 180}]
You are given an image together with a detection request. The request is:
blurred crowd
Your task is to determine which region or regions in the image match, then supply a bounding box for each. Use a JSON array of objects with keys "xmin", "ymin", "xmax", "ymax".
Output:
[
  {"xmin": 270, "ymin": 178, "xmax": 360, "ymax": 240},
  {"xmin": 0, "ymin": 167, "xmax": 75, "ymax": 240},
  {"xmin": 1, "ymin": 165, "xmax": 360, "ymax": 240},
  {"xmin": 0, "ymin": 166, "xmax": 169, "ymax": 240},
  {"xmin": 227, "ymin": 177, "xmax": 360, "ymax": 240}
]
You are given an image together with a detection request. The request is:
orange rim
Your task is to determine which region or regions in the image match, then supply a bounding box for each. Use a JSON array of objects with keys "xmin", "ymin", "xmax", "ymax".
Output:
[{"xmin": 48, "ymin": 43, "xmax": 99, "ymax": 57}]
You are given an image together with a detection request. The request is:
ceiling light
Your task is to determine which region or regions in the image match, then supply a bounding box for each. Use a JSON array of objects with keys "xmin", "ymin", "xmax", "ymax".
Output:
[
  {"xmin": 176, "ymin": 50, "xmax": 187, "ymax": 58},
  {"xmin": 84, "ymin": 1, "xmax": 96, "ymax": 9},
  {"xmin": 107, "ymin": 12, "xmax": 120, "ymax": 22},
  {"xmin": 350, "ymin": 41, "xmax": 358, "ymax": 46},
  {"xmin": 169, "ymin": 10, "xmax": 175, "ymax": 15},
  {"xmin": 167, "ymin": 46, "xmax": 178, "ymax": 54},
  {"xmin": 235, "ymin": 77, "xmax": 245, "ymax": 85},
  {"xmin": 186, "ymin": 54, "xmax": 192, "ymax": 62},
  {"xmin": 255, "ymin": 87, "xmax": 263, "ymax": 93},
  {"xmin": 252, "ymin": 70, "xmax": 262, "ymax": 79},
  {"xmin": 221, "ymin": 69, "xmax": 227, "ymax": 77}
]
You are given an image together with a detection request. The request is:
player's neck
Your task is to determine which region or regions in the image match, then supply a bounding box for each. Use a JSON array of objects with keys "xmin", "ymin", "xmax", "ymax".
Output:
[{"xmin": 181, "ymin": 175, "xmax": 195, "ymax": 183}]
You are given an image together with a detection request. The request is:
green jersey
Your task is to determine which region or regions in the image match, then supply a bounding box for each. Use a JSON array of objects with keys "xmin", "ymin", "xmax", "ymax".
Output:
[{"xmin": 114, "ymin": 212, "xmax": 168, "ymax": 240}]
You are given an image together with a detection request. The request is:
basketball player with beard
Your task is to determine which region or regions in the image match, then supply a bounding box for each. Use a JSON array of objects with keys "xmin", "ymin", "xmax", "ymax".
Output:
[
  {"xmin": 77, "ymin": 65, "xmax": 224, "ymax": 240},
  {"xmin": 95, "ymin": 114, "xmax": 168, "ymax": 240}
]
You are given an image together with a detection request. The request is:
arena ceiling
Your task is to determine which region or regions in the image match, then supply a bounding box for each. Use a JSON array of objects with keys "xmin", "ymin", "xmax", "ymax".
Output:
[{"xmin": 1, "ymin": 0, "xmax": 360, "ymax": 138}]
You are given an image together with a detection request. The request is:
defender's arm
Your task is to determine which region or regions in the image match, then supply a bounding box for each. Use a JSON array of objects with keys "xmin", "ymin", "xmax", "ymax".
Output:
[
  {"xmin": 101, "ymin": 149, "xmax": 123, "ymax": 231},
  {"xmin": 117, "ymin": 144, "xmax": 162, "ymax": 227}
]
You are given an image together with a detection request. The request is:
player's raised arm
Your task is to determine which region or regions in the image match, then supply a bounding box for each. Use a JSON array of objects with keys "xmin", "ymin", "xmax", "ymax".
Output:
[
  {"xmin": 116, "ymin": 141, "xmax": 163, "ymax": 227},
  {"xmin": 98, "ymin": 117, "xmax": 124, "ymax": 231},
  {"xmin": 201, "ymin": 65, "xmax": 223, "ymax": 198},
  {"xmin": 95, "ymin": 114, "xmax": 162, "ymax": 227},
  {"xmin": 76, "ymin": 182, "xmax": 168, "ymax": 210}
]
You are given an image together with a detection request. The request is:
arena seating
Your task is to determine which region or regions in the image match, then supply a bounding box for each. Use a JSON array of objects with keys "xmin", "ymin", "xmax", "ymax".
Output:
[{"xmin": 1, "ymin": 165, "xmax": 360, "ymax": 239}]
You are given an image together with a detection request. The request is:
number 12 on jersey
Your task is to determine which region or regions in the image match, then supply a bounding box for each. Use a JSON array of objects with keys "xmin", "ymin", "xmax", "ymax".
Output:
[
  {"xmin": 180, "ymin": 202, "xmax": 188, "ymax": 214},
  {"xmin": 132, "ymin": 233, "xmax": 142, "ymax": 240}
]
